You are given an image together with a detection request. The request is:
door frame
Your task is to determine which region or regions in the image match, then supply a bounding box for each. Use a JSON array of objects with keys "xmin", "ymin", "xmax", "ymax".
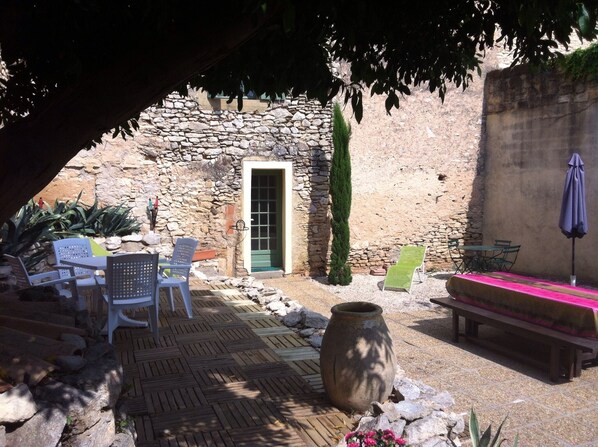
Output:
[{"xmin": 242, "ymin": 161, "xmax": 293, "ymax": 274}]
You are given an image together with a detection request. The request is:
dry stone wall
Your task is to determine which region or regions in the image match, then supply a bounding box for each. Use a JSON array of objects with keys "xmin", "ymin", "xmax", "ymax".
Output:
[{"xmin": 40, "ymin": 94, "xmax": 332, "ymax": 275}]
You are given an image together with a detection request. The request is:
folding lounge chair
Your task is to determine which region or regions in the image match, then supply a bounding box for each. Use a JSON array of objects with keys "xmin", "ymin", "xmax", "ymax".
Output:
[{"xmin": 383, "ymin": 245, "xmax": 427, "ymax": 293}]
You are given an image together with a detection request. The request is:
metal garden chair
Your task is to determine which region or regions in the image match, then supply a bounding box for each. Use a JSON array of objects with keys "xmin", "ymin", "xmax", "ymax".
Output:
[{"xmin": 448, "ymin": 239, "xmax": 466, "ymax": 274}]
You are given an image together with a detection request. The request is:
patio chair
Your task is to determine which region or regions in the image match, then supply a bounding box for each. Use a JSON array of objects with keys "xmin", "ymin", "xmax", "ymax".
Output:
[
  {"xmin": 4, "ymin": 254, "xmax": 83, "ymax": 308},
  {"xmin": 99, "ymin": 253, "xmax": 159, "ymax": 344},
  {"xmin": 158, "ymin": 237, "xmax": 198, "ymax": 318},
  {"xmin": 494, "ymin": 239, "xmax": 511, "ymax": 247},
  {"xmin": 488, "ymin": 245, "xmax": 521, "ymax": 272},
  {"xmin": 448, "ymin": 239, "xmax": 465, "ymax": 273},
  {"xmin": 382, "ymin": 245, "xmax": 426, "ymax": 293},
  {"xmin": 52, "ymin": 237, "xmax": 103, "ymax": 310}
]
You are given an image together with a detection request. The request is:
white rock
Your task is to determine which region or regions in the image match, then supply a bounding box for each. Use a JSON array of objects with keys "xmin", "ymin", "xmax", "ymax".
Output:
[
  {"xmin": 142, "ymin": 232, "xmax": 161, "ymax": 246},
  {"xmin": 0, "ymin": 384, "xmax": 37, "ymax": 424},
  {"xmin": 121, "ymin": 234, "xmax": 143, "ymax": 242},
  {"xmin": 267, "ymin": 301, "xmax": 287, "ymax": 313},
  {"xmin": 395, "ymin": 400, "xmax": 430, "ymax": 421},
  {"xmin": 404, "ymin": 416, "xmax": 448, "ymax": 445}
]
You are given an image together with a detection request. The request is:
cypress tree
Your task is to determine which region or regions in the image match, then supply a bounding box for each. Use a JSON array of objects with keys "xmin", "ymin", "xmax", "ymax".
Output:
[{"xmin": 328, "ymin": 103, "xmax": 352, "ymax": 285}]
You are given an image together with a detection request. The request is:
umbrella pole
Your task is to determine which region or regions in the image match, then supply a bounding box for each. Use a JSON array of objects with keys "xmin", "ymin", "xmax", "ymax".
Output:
[{"xmin": 571, "ymin": 237, "xmax": 576, "ymax": 286}]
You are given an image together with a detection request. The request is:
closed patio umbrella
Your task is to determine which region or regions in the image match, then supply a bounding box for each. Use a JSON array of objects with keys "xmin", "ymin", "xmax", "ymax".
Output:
[{"xmin": 559, "ymin": 153, "xmax": 588, "ymax": 286}]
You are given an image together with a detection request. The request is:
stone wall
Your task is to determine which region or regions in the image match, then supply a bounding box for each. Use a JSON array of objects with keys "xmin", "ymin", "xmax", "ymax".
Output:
[
  {"xmin": 483, "ymin": 66, "xmax": 598, "ymax": 284},
  {"xmin": 39, "ymin": 94, "xmax": 332, "ymax": 275}
]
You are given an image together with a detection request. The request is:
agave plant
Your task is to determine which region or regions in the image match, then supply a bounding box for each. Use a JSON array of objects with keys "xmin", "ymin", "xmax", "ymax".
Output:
[
  {"xmin": 45, "ymin": 193, "xmax": 99, "ymax": 239},
  {"xmin": 0, "ymin": 200, "xmax": 58, "ymax": 269},
  {"xmin": 468, "ymin": 409, "xmax": 518, "ymax": 447},
  {"xmin": 93, "ymin": 204, "xmax": 140, "ymax": 236}
]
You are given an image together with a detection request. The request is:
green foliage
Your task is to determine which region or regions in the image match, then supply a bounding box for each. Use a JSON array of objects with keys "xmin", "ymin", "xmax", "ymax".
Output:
[
  {"xmin": 0, "ymin": 200, "xmax": 59, "ymax": 269},
  {"xmin": 92, "ymin": 203, "xmax": 141, "ymax": 237},
  {"xmin": 45, "ymin": 195, "xmax": 140, "ymax": 239},
  {"xmin": 555, "ymin": 42, "xmax": 598, "ymax": 80},
  {"xmin": 0, "ymin": 194, "xmax": 140, "ymax": 269},
  {"xmin": 328, "ymin": 103, "xmax": 352, "ymax": 286},
  {"xmin": 467, "ymin": 408, "xmax": 518, "ymax": 447},
  {"xmin": 1, "ymin": 1, "xmax": 596, "ymax": 131}
]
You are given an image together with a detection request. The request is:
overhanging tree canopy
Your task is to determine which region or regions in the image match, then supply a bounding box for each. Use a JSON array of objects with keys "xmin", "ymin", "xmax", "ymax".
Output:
[{"xmin": 0, "ymin": 1, "xmax": 596, "ymax": 224}]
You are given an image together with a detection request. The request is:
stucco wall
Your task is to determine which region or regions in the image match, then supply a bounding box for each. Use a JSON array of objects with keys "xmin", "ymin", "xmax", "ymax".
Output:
[{"xmin": 483, "ymin": 66, "xmax": 598, "ymax": 284}]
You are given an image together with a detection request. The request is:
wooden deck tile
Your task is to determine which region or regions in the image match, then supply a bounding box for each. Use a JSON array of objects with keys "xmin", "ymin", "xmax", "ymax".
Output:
[
  {"xmin": 159, "ymin": 431, "xmax": 235, "ymax": 447},
  {"xmin": 186, "ymin": 353, "xmax": 237, "ymax": 369},
  {"xmin": 290, "ymin": 413, "xmax": 352, "ymax": 447},
  {"xmin": 152, "ymin": 406, "xmax": 223, "ymax": 436},
  {"xmin": 262, "ymin": 334, "xmax": 311, "ymax": 350},
  {"xmin": 287, "ymin": 359, "xmax": 321, "ymax": 376},
  {"xmin": 199, "ymin": 312, "xmax": 241, "ymax": 326},
  {"xmin": 272, "ymin": 394, "xmax": 340, "ymax": 418},
  {"xmin": 224, "ymin": 299, "xmax": 259, "ymax": 307},
  {"xmin": 231, "ymin": 348, "xmax": 282, "ymax": 366},
  {"xmin": 124, "ymin": 395, "xmax": 148, "ymax": 416},
  {"xmin": 253, "ymin": 326, "xmax": 295, "ymax": 336},
  {"xmin": 213, "ymin": 399, "xmax": 282, "ymax": 429},
  {"xmin": 191, "ymin": 289, "xmax": 217, "ymax": 296},
  {"xmin": 180, "ymin": 339, "xmax": 227, "ymax": 357},
  {"xmin": 227, "ymin": 423, "xmax": 307, "ymax": 447},
  {"xmin": 213, "ymin": 327, "xmax": 256, "ymax": 341},
  {"xmin": 275, "ymin": 347, "xmax": 321, "ymax": 361},
  {"xmin": 134, "ymin": 345, "xmax": 182, "ymax": 362},
  {"xmin": 242, "ymin": 362, "xmax": 298, "ymax": 380},
  {"xmin": 236, "ymin": 311, "xmax": 276, "ymax": 321},
  {"xmin": 134, "ymin": 415, "xmax": 156, "ymax": 444},
  {"xmin": 192, "ymin": 299, "xmax": 230, "ymax": 308},
  {"xmin": 223, "ymin": 337, "xmax": 269, "ymax": 353},
  {"xmin": 203, "ymin": 381, "xmax": 262, "ymax": 403},
  {"xmin": 139, "ymin": 357, "xmax": 189, "ymax": 379},
  {"xmin": 167, "ymin": 320, "xmax": 213, "ymax": 336},
  {"xmin": 193, "ymin": 366, "xmax": 247, "ymax": 387},
  {"xmin": 302, "ymin": 374, "xmax": 325, "ymax": 393},
  {"xmin": 145, "ymin": 387, "xmax": 209, "ymax": 413},
  {"xmin": 227, "ymin": 303, "xmax": 264, "ymax": 313},
  {"xmin": 253, "ymin": 375, "xmax": 315, "ymax": 398},
  {"xmin": 140, "ymin": 374, "xmax": 198, "ymax": 394}
]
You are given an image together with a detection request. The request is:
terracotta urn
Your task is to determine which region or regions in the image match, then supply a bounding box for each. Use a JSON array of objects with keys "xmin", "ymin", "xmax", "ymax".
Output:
[{"xmin": 320, "ymin": 302, "xmax": 396, "ymax": 412}]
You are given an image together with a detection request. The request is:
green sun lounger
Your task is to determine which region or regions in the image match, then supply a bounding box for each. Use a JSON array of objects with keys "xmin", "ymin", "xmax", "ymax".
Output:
[{"xmin": 383, "ymin": 245, "xmax": 427, "ymax": 293}]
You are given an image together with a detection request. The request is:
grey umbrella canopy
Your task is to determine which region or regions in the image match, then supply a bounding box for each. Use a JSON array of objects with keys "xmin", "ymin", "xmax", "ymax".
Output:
[{"xmin": 559, "ymin": 153, "xmax": 588, "ymax": 285}]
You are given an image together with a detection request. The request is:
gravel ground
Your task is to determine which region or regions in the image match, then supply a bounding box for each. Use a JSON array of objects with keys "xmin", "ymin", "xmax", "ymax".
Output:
[{"xmin": 306, "ymin": 271, "xmax": 453, "ymax": 313}]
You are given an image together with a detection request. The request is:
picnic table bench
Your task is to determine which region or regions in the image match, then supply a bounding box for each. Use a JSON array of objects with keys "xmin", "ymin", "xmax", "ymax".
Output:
[{"xmin": 434, "ymin": 272, "xmax": 598, "ymax": 382}]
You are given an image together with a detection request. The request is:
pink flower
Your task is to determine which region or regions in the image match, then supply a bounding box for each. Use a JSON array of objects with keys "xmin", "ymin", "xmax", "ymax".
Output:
[
  {"xmin": 345, "ymin": 432, "xmax": 356, "ymax": 441},
  {"xmin": 395, "ymin": 437, "xmax": 407, "ymax": 445},
  {"xmin": 366, "ymin": 431, "xmax": 377, "ymax": 437},
  {"xmin": 364, "ymin": 437, "xmax": 377, "ymax": 446},
  {"xmin": 347, "ymin": 443, "xmax": 360, "ymax": 447}
]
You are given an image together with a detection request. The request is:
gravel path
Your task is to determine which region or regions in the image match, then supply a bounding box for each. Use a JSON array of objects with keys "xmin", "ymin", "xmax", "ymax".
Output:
[{"xmin": 305, "ymin": 271, "xmax": 453, "ymax": 313}]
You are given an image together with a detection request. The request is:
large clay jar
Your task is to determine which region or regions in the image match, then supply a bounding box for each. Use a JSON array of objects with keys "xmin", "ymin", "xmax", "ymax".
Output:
[{"xmin": 320, "ymin": 302, "xmax": 396, "ymax": 412}]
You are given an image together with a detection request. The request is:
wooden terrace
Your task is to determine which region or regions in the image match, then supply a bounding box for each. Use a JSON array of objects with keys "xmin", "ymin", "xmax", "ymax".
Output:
[{"xmin": 115, "ymin": 280, "xmax": 352, "ymax": 446}]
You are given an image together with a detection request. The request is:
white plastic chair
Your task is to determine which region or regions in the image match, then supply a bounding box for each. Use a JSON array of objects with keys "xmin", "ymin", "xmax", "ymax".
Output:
[
  {"xmin": 158, "ymin": 237, "xmax": 198, "ymax": 318},
  {"xmin": 4, "ymin": 254, "xmax": 82, "ymax": 308},
  {"xmin": 99, "ymin": 253, "xmax": 159, "ymax": 344},
  {"xmin": 52, "ymin": 237, "xmax": 103, "ymax": 309}
]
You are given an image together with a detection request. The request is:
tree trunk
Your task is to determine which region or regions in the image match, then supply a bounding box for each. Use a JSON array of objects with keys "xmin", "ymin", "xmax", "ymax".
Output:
[{"xmin": 0, "ymin": 16, "xmax": 266, "ymax": 224}]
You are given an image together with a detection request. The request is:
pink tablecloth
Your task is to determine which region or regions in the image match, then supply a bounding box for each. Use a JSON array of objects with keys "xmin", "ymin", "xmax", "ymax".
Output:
[{"xmin": 446, "ymin": 272, "xmax": 598, "ymax": 339}]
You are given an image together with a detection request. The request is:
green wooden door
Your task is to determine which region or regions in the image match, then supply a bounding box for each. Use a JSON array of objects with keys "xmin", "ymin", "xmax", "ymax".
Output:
[{"xmin": 250, "ymin": 171, "xmax": 282, "ymax": 271}]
